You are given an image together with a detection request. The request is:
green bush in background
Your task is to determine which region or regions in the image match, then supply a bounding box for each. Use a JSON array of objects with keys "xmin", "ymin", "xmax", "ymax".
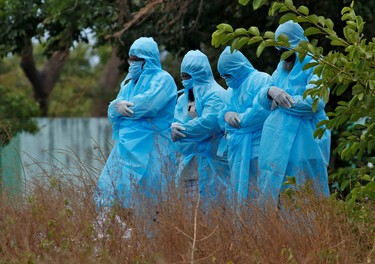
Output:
[{"xmin": 0, "ymin": 85, "xmax": 40, "ymax": 146}]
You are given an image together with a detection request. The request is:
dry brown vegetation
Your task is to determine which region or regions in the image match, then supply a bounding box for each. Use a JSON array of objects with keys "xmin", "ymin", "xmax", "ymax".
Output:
[{"xmin": 0, "ymin": 156, "xmax": 374, "ymax": 264}]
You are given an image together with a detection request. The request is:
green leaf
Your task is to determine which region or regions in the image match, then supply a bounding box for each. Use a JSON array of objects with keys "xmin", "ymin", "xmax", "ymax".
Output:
[
  {"xmin": 238, "ymin": 0, "xmax": 250, "ymax": 6},
  {"xmin": 325, "ymin": 18, "xmax": 334, "ymax": 30},
  {"xmin": 369, "ymin": 80, "xmax": 375, "ymax": 91},
  {"xmin": 352, "ymin": 84, "xmax": 364, "ymax": 95},
  {"xmin": 269, "ymin": 2, "xmax": 283, "ymax": 16},
  {"xmin": 248, "ymin": 26, "xmax": 260, "ymax": 36},
  {"xmin": 297, "ymin": 5, "xmax": 309, "ymax": 16},
  {"xmin": 211, "ymin": 31, "xmax": 227, "ymax": 47},
  {"xmin": 330, "ymin": 39, "xmax": 347, "ymax": 47},
  {"xmin": 303, "ymin": 61, "xmax": 318, "ymax": 70},
  {"xmin": 293, "ymin": 16, "xmax": 309, "ymax": 23},
  {"xmin": 312, "ymin": 99, "xmax": 319, "ymax": 112},
  {"xmin": 281, "ymin": 50, "xmax": 295, "ymax": 61},
  {"xmin": 348, "ymin": 95, "xmax": 358, "ymax": 108},
  {"xmin": 256, "ymin": 41, "xmax": 267, "ymax": 57},
  {"xmin": 304, "ymin": 27, "xmax": 323, "ymax": 36},
  {"xmin": 361, "ymin": 174, "xmax": 372, "ymax": 182},
  {"xmin": 216, "ymin": 23, "xmax": 234, "ymax": 33},
  {"xmin": 232, "ymin": 36, "xmax": 249, "ymax": 50},
  {"xmin": 341, "ymin": 6, "xmax": 351, "ymax": 15},
  {"xmin": 306, "ymin": 14, "xmax": 318, "ymax": 24},
  {"xmin": 340, "ymin": 179, "xmax": 350, "ymax": 191},
  {"xmin": 307, "ymin": 43, "xmax": 316, "ymax": 54},
  {"xmin": 234, "ymin": 28, "xmax": 248, "ymax": 36},
  {"xmin": 285, "ymin": 0, "xmax": 294, "ymax": 7},
  {"xmin": 263, "ymin": 31, "xmax": 275, "ymax": 39},
  {"xmin": 279, "ymin": 12, "xmax": 297, "ymax": 24},
  {"xmin": 247, "ymin": 36, "xmax": 263, "ymax": 45},
  {"xmin": 211, "ymin": 31, "xmax": 221, "ymax": 47},
  {"xmin": 316, "ymin": 120, "xmax": 329, "ymax": 128},
  {"xmin": 314, "ymin": 127, "xmax": 325, "ymax": 139},
  {"xmin": 223, "ymin": 33, "xmax": 235, "ymax": 44},
  {"xmin": 252, "ymin": 0, "xmax": 261, "ymax": 9},
  {"xmin": 336, "ymin": 84, "xmax": 348, "ymax": 96},
  {"xmin": 323, "ymin": 88, "xmax": 330, "ymax": 103}
]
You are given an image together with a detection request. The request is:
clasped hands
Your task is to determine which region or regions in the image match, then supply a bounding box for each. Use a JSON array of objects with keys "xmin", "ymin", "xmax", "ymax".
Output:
[
  {"xmin": 171, "ymin": 122, "xmax": 186, "ymax": 142},
  {"xmin": 268, "ymin": 86, "xmax": 294, "ymax": 109},
  {"xmin": 224, "ymin": 111, "xmax": 241, "ymax": 128},
  {"xmin": 115, "ymin": 100, "xmax": 134, "ymax": 117}
]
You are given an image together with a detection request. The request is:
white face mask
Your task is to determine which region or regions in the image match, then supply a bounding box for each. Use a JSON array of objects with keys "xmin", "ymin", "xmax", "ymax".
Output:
[{"xmin": 128, "ymin": 61, "xmax": 144, "ymax": 81}]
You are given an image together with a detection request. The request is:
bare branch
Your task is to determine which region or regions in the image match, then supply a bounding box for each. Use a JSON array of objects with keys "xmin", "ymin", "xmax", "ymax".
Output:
[
  {"xmin": 107, "ymin": 0, "xmax": 164, "ymax": 40},
  {"xmin": 187, "ymin": 0, "xmax": 203, "ymax": 33}
]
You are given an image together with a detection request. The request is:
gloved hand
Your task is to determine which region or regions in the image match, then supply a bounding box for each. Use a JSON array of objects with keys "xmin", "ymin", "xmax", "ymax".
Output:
[
  {"xmin": 171, "ymin": 123, "xmax": 186, "ymax": 142},
  {"xmin": 271, "ymin": 100, "xmax": 278, "ymax": 110},
  {"xmin": 115, "ymin": 100, "xmax": 134, "ymax": 117},
  {"xmin": 224, "ymin": 111, "xmax": 241, "ymax": 128},
  {"xmin": 268, "ymin": 86, "xmax": 294, "ymax": 108}
]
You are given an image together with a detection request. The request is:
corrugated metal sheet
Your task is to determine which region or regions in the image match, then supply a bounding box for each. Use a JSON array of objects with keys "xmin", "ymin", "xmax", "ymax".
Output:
[{"xmin": 1, "ymin": 118, "xmax": 113, "ymax": 194}]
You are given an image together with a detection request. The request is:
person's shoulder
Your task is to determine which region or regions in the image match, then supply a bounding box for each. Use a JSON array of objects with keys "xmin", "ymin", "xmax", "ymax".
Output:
[
  {"xmin": 210, "ymin": 81, "xmax": 226, "ymax": 91},
  {"xmin": 203, "ymin": 82, "xmax": 227, "ymax": 101},
  {"xmin": 245, "ymin": 70, "xmax": 270, "ymax": 84},
  {"xmin": 201, "ymin": 81, "xmax": 224, "ymax": 95},
  {"xmin": 256, "ymin": 70, "xmax": 271, "ymax": 79},
  {"xmin": 157, "ymin": 69, "xmax": 174, "ymax": 79},
  {"xmin": 148, "ymin": 69, "xmax": 176, "ymax": 83}
]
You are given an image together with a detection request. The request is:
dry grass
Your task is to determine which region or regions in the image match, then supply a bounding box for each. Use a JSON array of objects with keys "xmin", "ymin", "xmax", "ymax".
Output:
[{"xmin": 0, "ymin": 153, "xmax": 374, "ymax": 264}]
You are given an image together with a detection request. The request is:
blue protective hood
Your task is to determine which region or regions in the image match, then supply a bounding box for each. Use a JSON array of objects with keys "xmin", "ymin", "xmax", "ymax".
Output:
[
  {"xmin": 217, "ymin": 46, "xmax": 255, "ymax": 81},
  {"xmin": 275, "ymin": 21, "xmax": 308, "ymax": 48},
  {"xmin": 129, "ymin": 37, "xmax": 162, "ymax": 71},
  {"xmin": 181, "ymin": 50, "xmax": 214, "ymax": 85}
]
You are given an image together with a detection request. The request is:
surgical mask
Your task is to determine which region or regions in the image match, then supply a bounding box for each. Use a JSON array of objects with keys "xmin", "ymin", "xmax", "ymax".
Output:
[
  {"xmin": 225, "ymin": 77, "xmax": 239, "ymax": 89},
  {"xmin": 128, "ymin": 61, "xmax": 144, "ymax": 81},
  {"xmin": 182, "ymin": 79, "xmax": 194, "ymax": 90}
]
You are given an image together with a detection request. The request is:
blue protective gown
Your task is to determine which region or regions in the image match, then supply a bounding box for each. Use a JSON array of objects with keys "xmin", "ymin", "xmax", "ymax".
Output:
[
  {"xmin": 257, "ymin": 21, "xmax": 331, "ymax": 205},
  {"xmin": 96, "ymin": 37, "xmax": 178, "ymax": 208},
  {"xmin": 174, "ymin": 50, "xmax": 230, "ymax": 203},
  {"xmin": 217, "ymin": 47, "xmax": 271, "ymax": 201}
]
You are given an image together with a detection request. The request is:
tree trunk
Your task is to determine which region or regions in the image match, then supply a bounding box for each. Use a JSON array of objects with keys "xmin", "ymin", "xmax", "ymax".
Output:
[
  {"xmin": 20, "ymin": 41, "xmax": 69, "ymax": 116},
  {"xmin": 91, "ymin": 46, "xmax": 123, "ymax": 116}
]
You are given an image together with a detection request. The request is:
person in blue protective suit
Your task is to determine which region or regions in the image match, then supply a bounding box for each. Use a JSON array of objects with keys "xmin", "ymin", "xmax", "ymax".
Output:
[
  {"xmin": 172, "ymin": 50, "xmax": 230, "ymax": 205},
  {"xmin": 95, "ymin": 37, "xmax": 178, "ymax": 210},
  {"xmin": 257, "ymin": 21, "xmax": 331, "ymax": 207},
  {"xmin": 217, "ymin": 46, "xmax": 271, "ymax": 203}
]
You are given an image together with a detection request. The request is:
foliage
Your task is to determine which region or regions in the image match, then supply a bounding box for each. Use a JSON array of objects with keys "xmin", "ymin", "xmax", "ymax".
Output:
[
  {"xmin": 0, "ymin": 85, "xmax": 40, "ymax": 145},
  {"xmin": 48, "ymin": 43, "xmax": 104, "ymax": 117},
  {"xmin": 0, "ymin": 0, "xmax": 117, "ymax": 57},
  {"xmin": 212, "ymin": 0, "xmax": 375, "ymax": 204},
  {"xmin": 0, "ymin": 43, "xmax": 103, "ymax": 117}
]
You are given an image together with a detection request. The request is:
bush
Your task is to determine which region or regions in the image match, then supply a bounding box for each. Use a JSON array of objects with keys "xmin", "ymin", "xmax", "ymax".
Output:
[{"xmin": 0, "ymin": 85, "xmax": 40, "ymax": 145}]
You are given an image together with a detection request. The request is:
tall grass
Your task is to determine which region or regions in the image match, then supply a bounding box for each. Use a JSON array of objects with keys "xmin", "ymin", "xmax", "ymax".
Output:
[{"xmin": 0, "ymin": 149, "xmax": 374, "ymax": 263}]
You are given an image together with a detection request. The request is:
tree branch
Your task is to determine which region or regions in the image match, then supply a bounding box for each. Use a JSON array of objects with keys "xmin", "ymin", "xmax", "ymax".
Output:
[
  {"xmin": 107, "ymin": 0, "xmax": 164, "ymax": 40},
  {"xmin": 20, "ymin": 41, "xmax": 42, "ymax": 90},
  {"xmin": 20, "ymin": 40, "xmax": 70, "ymax": 116},
  {"xmin": 41, "ymin": 49, "xmax": 70, "ymax": 95}
]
